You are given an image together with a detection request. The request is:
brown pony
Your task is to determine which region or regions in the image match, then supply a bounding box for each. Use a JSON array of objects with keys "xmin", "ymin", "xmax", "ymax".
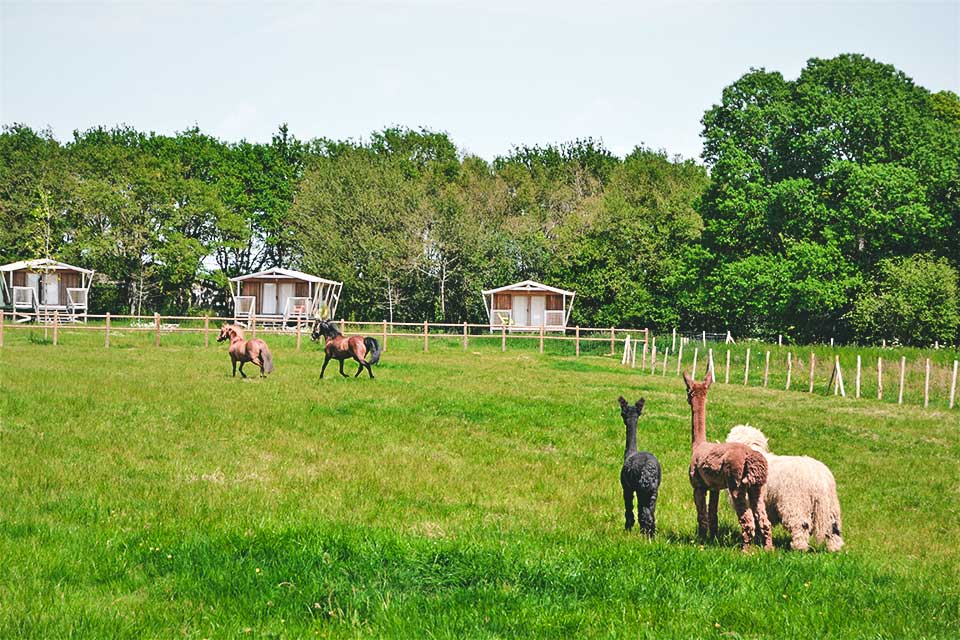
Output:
[
  {"xmin": 311, "ymin": 320, "xmax": 381, "ymax": 379},
  {"xmin": 217, "ymin": 324, "xmax": 274, "ymax": 378}
]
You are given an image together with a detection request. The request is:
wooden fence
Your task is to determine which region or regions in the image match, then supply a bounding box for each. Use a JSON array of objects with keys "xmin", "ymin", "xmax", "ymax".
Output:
[{"xmin": 1, "ymin": 310, "xmax": 956, "ymax": 411}]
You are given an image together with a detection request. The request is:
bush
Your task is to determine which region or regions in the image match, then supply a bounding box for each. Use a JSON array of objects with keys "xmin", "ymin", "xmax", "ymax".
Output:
[{"xmin": 850, "ymin": 254, "xmax": 959, "ymax": 346}]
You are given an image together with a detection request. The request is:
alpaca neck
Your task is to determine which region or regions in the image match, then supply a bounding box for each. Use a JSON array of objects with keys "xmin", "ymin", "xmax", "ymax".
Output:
[
  {"xmin": 624, "ymin": 418, "xmax": 638, "ymax": 459},
  {"xmin": 690, "ymin": 397, "xmax": 707, "ymax": 447}
]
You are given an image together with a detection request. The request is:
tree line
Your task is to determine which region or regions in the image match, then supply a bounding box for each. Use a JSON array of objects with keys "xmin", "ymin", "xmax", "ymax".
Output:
[{"xmin": 2, "ymin": 54, "xmax": 958, "ymax": 345}]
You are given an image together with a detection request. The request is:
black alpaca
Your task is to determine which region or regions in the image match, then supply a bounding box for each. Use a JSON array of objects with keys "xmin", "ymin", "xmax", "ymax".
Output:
[{"xmin": 618, "ymin": 396, "xmax": 661, "ymax": 536}]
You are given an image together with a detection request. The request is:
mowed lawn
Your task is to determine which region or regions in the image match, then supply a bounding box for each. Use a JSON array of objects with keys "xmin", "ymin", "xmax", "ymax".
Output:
[{"xmin": 1, "ymin": 331, "xmax": 958, "ymax": 638}]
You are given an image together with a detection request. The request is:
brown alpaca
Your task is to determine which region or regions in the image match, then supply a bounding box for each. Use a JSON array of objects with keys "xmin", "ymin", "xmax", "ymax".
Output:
[{"xmin": 683, "ymin": 372, "xmax": 773, "ymax": 551}]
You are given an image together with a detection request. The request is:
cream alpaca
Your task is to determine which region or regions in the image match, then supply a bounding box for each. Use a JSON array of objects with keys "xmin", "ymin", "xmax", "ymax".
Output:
[{"xmin": 726, "ymin": 425, "xmax": 844, "ymax": 552}]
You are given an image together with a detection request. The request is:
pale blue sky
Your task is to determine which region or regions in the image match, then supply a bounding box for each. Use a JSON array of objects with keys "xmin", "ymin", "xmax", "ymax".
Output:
[{"xmin": 2, "ymin": 1, "xmax": 958, "ymax": 161}]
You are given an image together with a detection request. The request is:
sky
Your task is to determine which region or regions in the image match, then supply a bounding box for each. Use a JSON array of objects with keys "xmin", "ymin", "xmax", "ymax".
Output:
[{"xmin": 1, "ymin": 0, "xmax": 958, "ymax": 162}]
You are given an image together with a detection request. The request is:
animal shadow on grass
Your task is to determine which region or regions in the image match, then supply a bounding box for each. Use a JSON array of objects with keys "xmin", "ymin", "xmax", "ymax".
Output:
[{"xmin": 655, "ymin": 524, "xmax": 793, "ymax": 550}]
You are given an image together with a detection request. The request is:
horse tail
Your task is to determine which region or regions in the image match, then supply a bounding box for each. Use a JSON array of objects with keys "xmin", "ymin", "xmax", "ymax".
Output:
[
  {"xmin": 364, "ymin": 337, "xmax": 381, "ymax": 366},
  {"xmin": 261, "ymin": 345, "xmax": 274, "ymax": 374}
]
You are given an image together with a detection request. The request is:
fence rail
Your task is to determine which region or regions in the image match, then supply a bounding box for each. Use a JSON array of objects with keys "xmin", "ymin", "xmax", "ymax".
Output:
[{"xmin": 1, "ymin": 310, "xmax": 956, "ymax": 411}]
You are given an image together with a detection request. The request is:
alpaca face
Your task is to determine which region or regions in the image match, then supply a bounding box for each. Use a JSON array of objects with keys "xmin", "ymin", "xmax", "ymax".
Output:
[
  {"xmin": 618, "ymin": 396, "xmax": 645, "ymax": 422},
  {"xmin": 682, "ymin": 371, "xmax": 712, "ymax": 404}
]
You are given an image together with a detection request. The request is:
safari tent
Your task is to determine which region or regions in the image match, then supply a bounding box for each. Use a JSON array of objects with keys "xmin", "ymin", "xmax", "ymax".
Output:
[
  {"xmin": 0, "ymin": 258, "xmax": 94, "ymax": 323},
  {"xmin": 481, "ymin": 280, "xmax": 575, "ymax": 331},
  {"xmin": 228, "ymin": 267, "xmax": 342, "ymax": 328}
]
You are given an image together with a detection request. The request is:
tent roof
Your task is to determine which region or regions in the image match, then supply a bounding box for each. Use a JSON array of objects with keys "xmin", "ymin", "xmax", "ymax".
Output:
[
  {"xmin": 482, "ymin": 279, "xmax": 575, "ymax": 296},
  {"xmin": 229, "ymin": 267, "xmax": 341, "ymax": 286},
  {"xmin": 0, "ymin": 258, "xmax": 94, "ymax": 275}
]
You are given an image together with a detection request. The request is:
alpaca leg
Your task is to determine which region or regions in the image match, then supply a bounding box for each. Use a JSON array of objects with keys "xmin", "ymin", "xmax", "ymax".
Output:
[
  {"xmin": 693, "ymin": 487, "xmax": 709, "ymax": 540},
  {"xmin": 622, "ymin": 486, "xmax": 635, "ymax": 530},
  {"xmin": 319, "ymin": 355, "xmax": 331, "ymax": 379},
  {"xmin": 751, "ymin": 487, "xmax": 774, "ymax": 550},
  {"xmin": 732, "ymin": 493, "xmax": 756, "ymax": 552},
  {"xmin": 707, "ymin": 489, "xmax": 720, "ymax": 539},
  {"xmin": 825, "ymin": 531, "xmax": 844, "ymax": 553},
  {"xmin": 639, "ymin": 488, "xmax": 657, "ymax": 537}
]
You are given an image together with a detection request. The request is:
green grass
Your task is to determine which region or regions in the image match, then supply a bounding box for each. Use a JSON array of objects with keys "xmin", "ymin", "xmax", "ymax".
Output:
[{"xmin": 1, "ymin": 335, "xmax": 958, "ymax": 638}]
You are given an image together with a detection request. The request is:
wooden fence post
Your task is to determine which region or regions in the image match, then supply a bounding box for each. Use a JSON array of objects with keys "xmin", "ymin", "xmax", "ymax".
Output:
[
  {"xmin": 692, "ymin": 347, "xmax": 699, "ymax": 379},
  {"xmin": 154, "ymin": 312, "xmax": 160, "ymax": 347},
  {"xmin": 834, "ymin": 356, "xmax": 845, "ymax": 397},
  {"xmin": 743, "ymin": 348, "xmax": 750, "ymax": 385},
  {"xmin": 575, "ymin": 326, "xmax": 580, "ymax": 357},
  {"xmin": 641, "ymin": 335, "xmax": 648, "ymax": 369},
  {"xmin": 251, "ymin": 313, "xmax": 257, "ymax": 339},
  {"xmin": 924, "ymin": 358, "xmax": 931, "ymax": 408},
  {"xmin": 539, "ymin": 324, "xmax": 544, "ymax": 354},
  {"xmin": 878, "ymin": 357, "xmax": 883, "ymax": 400},
  {"xmin": 340, "ymin": 319, "xmax": 346, "ymax": 336},
  {"xmin": 383, "ymin": 320, "xmax": 388, "ymax": 352},
  {"xmin": 463, "ymin": 322, "xmax": 469, "ymax": 351},
  {"xmin": 501, "ymin": 326, "xmax": 506, "ymax": 352},
  {"xmin": 725, "ymin": 349, "xmax": 731, "ymax": 384},
  {"xmin": 676, "ymin": 341, "xmax": 684, "ymax": 375},
  {"xmin": 786, "ymin": 352, "xmax": 792, "ymax": 390},
  {"xmin": 203, "ymin": 316, "xmax": 209, "ymax": 348},
  {"xmin": 610, "ymin": 327, "xmax": 615, "ymax": 355},
  {"xmin": 651, "ymin": 346, "xmax": 658, "ymax": 374},
  {"xmin": 296, "ymin": 321, "xmax": 302, "ymax": 351},
  {"xmin": 763, "ymin": 351, "xmax": 770, "ymax": 387},
  {"xmin": 0, "ymin": 309, "xmax": 5, "ymax": 348},
  {"xmin": 898, "ymin": 356, "xmax": 906, "ymax": 405},
  {"xmin": 702, "ymin": 330, "xmax": 706, "ymax": 347},
  {"xmin": 424, "ymin": 320, "xmax": 430, "ymax": 352},
  {"xmin": 808, "ymin": 353, "xmax": 815, "ymax": 393},
  {"xmin": 950, "ymin": 360, "xmax": 958, "ymax": 409},
  {"xmin": 53, "ymin": 311, "xmax": 59, "ymax": 345},
  {"xmin": 672, "ymin": 328, "xmax": 676, "ymax": 352},
  {"xmin": 105, "ymin": 313, "xmax": 111, "ymax": 348},
  {"xmin": 662, "ymin": 348, "xmax": 669, "ymax": 376},
  {"xmin": 855, "ymin": 355, "xmax": 861, "ymax": 399}
]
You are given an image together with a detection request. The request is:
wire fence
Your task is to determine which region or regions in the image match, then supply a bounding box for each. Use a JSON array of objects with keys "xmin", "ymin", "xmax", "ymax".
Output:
[{"xmin": 1, "ymin": 311, "xmax": 956, "ymax": 411}]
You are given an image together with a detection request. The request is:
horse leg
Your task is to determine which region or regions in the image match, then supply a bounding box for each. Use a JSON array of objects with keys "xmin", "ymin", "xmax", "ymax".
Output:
[
  {"xmin": 257, "ymin": 355, "xmax": 265, "ymax": 378},
  {"xmin": 708, "ymin": 489, "xmax": 720, "ymax": 539},
  {"xmin": 338, "ymin": 358, "xmax": 348, "ymax": 378},
  {"xmin": 366, "ymin": 361, "xmax": 375, "ymax": 379},
  {"xmin": 319, "ymin": 355, "xmax": 331, "ymax": 379},
  {"xmin": 232, "ymin": 358, "xmax": 237, "ymax": 377},
  {"xmin": 693, "ymin": 486, "xmax": 709, "ymax": 541},
  {"xmin": 239, "ymin": 361, "xmax": 248, "ymax": 378},
  {"xmin": 354, "ymin": 357, "xmax": 364, "ymax": 377}
]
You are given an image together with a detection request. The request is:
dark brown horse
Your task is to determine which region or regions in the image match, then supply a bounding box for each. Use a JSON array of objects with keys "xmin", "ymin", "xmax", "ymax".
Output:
[
  {"xmin": 217, "ymin": 324, "xmax": 274, "ymax": 378},
  {"xmin": 311, "ymin": 320, "xmax": 381, "ymax": 379}
]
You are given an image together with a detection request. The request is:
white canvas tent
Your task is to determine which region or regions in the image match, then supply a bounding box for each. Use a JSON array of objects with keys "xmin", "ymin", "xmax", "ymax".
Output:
[
  {"xmin": 228, "ymin": 267, "xmax": 342, "ymax": 328},
  {"xmin": 481, "ymin": 280, "xmax": 575, "ymax": 332},
  {"xmin": 0, "ymin": 258, "xmax": 94, "ymax": 323}
]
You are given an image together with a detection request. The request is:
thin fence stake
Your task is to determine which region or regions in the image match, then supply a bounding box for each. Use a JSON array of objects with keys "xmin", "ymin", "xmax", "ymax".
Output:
[
  {"xmin": 383, "ymin": 320, "xmax": 388, "ymax": 352},
  {"xmin": 631, "ymin": 337, "xmax": 637, "ymax": 368},
  {"xmin": 203, "ymin": 316, "xmax": 209, "ymax": 348},
  {"xmin": 501, "ymin": 325, "xmax": 506, "ymax": 352},
  {"xmin": 924, "ymin": 358, "xmax": 931, "ymax": 408},
  {"xmin": 662, "ymin": 348, "xmax": 669, "ymax": 376},
  {"xmin": 106, "ymin": 313, "xmax": 112, "ymax": 348},
  {"xmin": 464, "ymin": 321, "xmax": 470, "ymax": 351},
  {"xmin": 702, "ymin": 330, "xmax": 706, "ymax": 347},
  {"xmin": 0, "ymin": 309, "xmax": 4, "ymax": 348},
  {"xmin": 425, "ymin": 320, "xmax": 430, "ymax": 352},
  {"xmin": 692, "ymin": 347, "xmax": 699, "ymax": 379},
  {"xmin": 878, "ymin": 357, "xmax": 883, "ymax": 400},
  {"xmin": 949, "ymin": 360, "xmax": 958, "ymax": 409},
  {"xmin": 672, "ymin": 328, "xmax": 676, "ymax": 352},
  {"xmin": 855, "ymin": 355, "xmax": 861, "ymax": 398},
  {"xmin": 575, "ymin": 326, "xmax": 580, "ymax": 357},
  {"xmin": 724, "ymin": 349, "xmax": 731, "ymax": 384},
  {"xmin": 898, "ymin": 356, "xmax": 906, "ymax": 405},
  {"xmin": 53, "ymin": 311, "xmax": 59, "ymax": 345},
  {"xmin": 296, "ymin": 321, "xmax": 302, "ymax": 351},
  {"xmin": 676, "ymin": 341, "xmax": 684, "ymax": 375},
  {"xmin": 834, "ymin": 356, "xmax": 845, "ymax": 397},
  {"xmin": 651, "ymin": 345, "xmax": 658, "ymax": 374},
  {"xmin": 786, "ymin": 352, "xmax": 792, "ymax": 390},
  {"xmin": 743, "ymin": 347, "xmax": 751, "ymax": 385},
  {"xmin": 809, "ymin": 353, "xmax": 815, "ymax": 393},
  {"xmin": 708, "ymin": 348, "xmax": 716, "ymax": 383},
  {"xmin": 539, "ymin": 324, "xmax": 544, "ymax": 353},
  {"xmin": 763, "ymin": 351, "xmax": 770, "ymax": 387},
  {"xmin": 622, "ymin": 335, "xmax": 631, "ymax": 365},
  {"xmin": 340, "ymin": 319, "xmax": 346, "ymax": 336},
  {"xmin": 641, "ymin": 336, "xmax": 647, "ymax": 369},
  {"xmin": 610, "ymin": 327, "xmax": 615, "ymax": 355},
  {"xmin": 251, "ymin": 313, "xmax": 257, "ymax": 339},
  {"xmin": 154, "ymin": 312, "xmax": 160, "ymax": 347}
]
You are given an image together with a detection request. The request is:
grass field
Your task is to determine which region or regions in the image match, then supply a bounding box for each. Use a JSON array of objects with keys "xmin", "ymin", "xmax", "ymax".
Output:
[{"xmin": 1, "ymin": 332, "xmax": 958, "ymax": 638}]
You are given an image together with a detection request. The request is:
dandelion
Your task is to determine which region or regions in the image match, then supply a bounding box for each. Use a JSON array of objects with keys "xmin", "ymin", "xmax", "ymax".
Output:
[
  {"xmin": 714, "ymin": 622, "xmax": 721, "ymax": 628},
  {"xmin": 255, "ymin": 568, "xmax": 261, "ymax": 574},
  {"xmin": 782, "ymin": 593, "xmax": 788, "ymax": 599},
  {"xmin": 166, "ymin": 554, "xmax": 172, "ymax": 559}
]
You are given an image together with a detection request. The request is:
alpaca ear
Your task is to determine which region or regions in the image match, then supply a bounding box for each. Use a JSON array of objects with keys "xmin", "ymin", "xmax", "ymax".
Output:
[
  {"xmin": 703, "ymin": 372, "xmax": 712, "ymax": 389},
  {"xmin": 682, "ymin": 371, "xmax": 694, "ymax": 389},
  {"xmin": 618, "ymin": 396, "xmax": 628, "ymax": 410},
  {"xmin": 635, "ymin": 398, "xmax": 645, "ymax": 414}
]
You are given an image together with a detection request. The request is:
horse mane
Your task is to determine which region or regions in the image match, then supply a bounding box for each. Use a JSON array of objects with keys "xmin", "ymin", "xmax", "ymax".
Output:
[
  {"xmin": 225, "ymin": 324, "xmax": 245, "ymax": 340},
  {"xmin": 322, "ymin": 321, "xmax": 342, "ymax": 338}
]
